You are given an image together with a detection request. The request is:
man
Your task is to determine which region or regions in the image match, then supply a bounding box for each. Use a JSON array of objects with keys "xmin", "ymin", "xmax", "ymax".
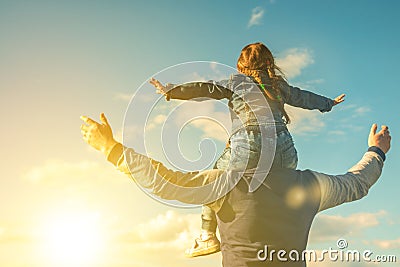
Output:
[{"xmin": 80, "ymin": 113, "xmax": 390, "ymax": 266}]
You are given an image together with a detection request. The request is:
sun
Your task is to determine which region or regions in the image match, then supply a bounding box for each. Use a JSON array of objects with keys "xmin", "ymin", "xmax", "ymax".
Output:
[{"xmin": 40, "ymin": 211, "xmax": 106, "ymax": 267}]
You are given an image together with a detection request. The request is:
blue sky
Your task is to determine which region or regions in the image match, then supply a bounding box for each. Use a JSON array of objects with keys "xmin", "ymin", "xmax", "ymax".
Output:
[{"xmin": 0, "ymin": 0, "xmax": 399, "ymax": 266}]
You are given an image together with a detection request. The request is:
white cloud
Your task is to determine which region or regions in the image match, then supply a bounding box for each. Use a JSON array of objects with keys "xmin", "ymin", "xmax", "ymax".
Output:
[
  {"xmin": 328, "ymin": 130, "xmax": 346, "ymax": 136},
  {"xmin": 307, "ymin": 255, "xmax": 370, "ymax": 267},
  {"xmin": 140, "ymin": 97, "xmax": 231, "ymax": 141},
  {"xmin": 22, "ymin": 159, "xmax": 126, "ymax": 188},
  {"xmin": 309, "ymin": 211, "xmax": 386, "ymax": 243},
  {"xmin": 183, "ymin": 70, "xmax": 229, "ymax": 83},
  {"xmin": 333, "ymin": 105, "xmax": 372, "ymax": 133},
  {"xmin": 190, "ymin": 117, "xmax": 230, "ymax": 142},
  {"xmin": 185, "ymin": 71, "xmax": 207, "ymax": 82},
  {"xmin": 373, "ymin": 238, "xmax": 400, "ymax": 249},
  {"xmin": 0, "ymin": 222, "xmax": 41, "ymax": 244},
  {"xmin": 353, "ymin": 106, "xmax": 371, "ymax": 117},
  {"xmin": 153, "ymin": 114, "xmax": 167, "ymax": 124},
  {"xmin": 354, "ymin": 107, "xmax": 370, "ymax": 114},
  {"xmin": 0, "ymin": 227, "xmax": 9, "ymax": 243},
  {"xmin": 248, "ymin": 7, "xmax": 265, "ymax": 28},
  {"xmin": 116, "ymin": 124, "xmax": 145, "ymax": 148},
  {"xmin": 210, "ymin": 62, "xmax": 218, "ymax": 71},
  {"xmin": 286, "ymin": 106, "xmax": 325, "ymax": 135},
  {"xmin": 118, "ymin": 210, "xmax": 200, "ymax": 246},
  {"xmin": 114, "ymin": 92, "xmax": 133, "ymax": 102},
  {"xmin": 305, "ymin": 79, "xmax": 324, "ymax": 85},
  {"xmin": 109, "ymin": 210, "xmax": 224, "ymax": 266},
  {"xmin": 294, "ymin": 79, "xmax": 325, "ymax": 93},
  {"xmin": 146, "ymin": 114, "xmax": 167, "ymax": 130},
  {"xmin": 173, "ymin": 101, "xmax": 231, "ymax": 142},
  {"xmin": 114, "ymin": 92, "xmax": 154, "ymax": 103},
  {"xmin": 276, "ymin": 48, "xmax": 314, "ymax": 79}
]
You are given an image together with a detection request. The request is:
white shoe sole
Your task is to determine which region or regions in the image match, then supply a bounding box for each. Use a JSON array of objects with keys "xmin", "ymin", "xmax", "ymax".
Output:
[{"xmin": 185, "ymin": 243, "xmax": 221, "ymax": 258}]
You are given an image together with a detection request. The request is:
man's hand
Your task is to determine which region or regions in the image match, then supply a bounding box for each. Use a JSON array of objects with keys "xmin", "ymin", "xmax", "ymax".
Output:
[
  {"xmin": 333, "ymin": 94, "xmax": 346, "ymax": 106},
  {"xmin": 368, "ymin": 124, "xmax": 391, "ymax": 154},
  {"xmin": 80, "ymin": 113, "xmax": 118, "ymax": 156}
]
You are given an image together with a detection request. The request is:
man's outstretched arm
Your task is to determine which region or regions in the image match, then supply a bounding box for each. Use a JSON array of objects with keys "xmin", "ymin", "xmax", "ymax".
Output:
[
  {"xmin": 315, "ymin": 124, "xmax": 391, "ymax": 212},
  {"xmin": 80, "ymin": 113, "xmax": 231, "ymax": 207}
]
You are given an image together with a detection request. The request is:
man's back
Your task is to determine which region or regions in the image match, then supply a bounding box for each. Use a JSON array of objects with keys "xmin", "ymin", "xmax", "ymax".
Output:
[{"xmin": 217, "ymin": 169, "xmax": 321, "ymax": 266}]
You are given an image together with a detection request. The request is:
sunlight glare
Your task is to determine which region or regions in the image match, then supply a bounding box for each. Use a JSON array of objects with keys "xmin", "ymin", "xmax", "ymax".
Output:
[{"xmin": 41, "ymin": 212, "xmax": 105, "ymax": 267}]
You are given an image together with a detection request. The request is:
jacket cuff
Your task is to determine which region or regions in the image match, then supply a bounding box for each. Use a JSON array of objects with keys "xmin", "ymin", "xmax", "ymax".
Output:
[
  {"xmin": 107, "ymin": 142, "xmax": 124, "ymax": 166},
  {"xmin": 368, "ymin": 146, "xmax": 386, "ymax": 162},
  {"xmin": 326, "ymin": 99, "xmax": 335, "ymax": 112},
  {"xmin": 164, "ymin": 83, "xmax": 177, "ymax": 101}
]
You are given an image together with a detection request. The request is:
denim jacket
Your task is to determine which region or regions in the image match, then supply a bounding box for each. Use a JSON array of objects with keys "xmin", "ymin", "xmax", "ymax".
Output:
[{"xmin": 166, "ymin": 74, "xmax": 335, "ymax": 135}]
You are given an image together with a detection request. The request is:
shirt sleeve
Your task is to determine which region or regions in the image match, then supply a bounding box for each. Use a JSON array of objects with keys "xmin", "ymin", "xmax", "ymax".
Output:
[
  {"xmin": 166, "ymin": 80, "xmax": 233, "ymax": 101},
  {"xmin": 278, "ymin": 78, "xmax": 335, "ymax": 112},
  {"xmin": 106, "ymin": 143, "xmax": 231, "ymax": 209},
  {"xmin": 313, "ymin": 151, "xmax": 384, "ymax": 212}
]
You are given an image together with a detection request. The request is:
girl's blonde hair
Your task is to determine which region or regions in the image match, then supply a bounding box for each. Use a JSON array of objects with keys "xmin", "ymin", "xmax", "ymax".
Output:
[{"xmin": 237, "ymin": 42, "xmax": 290, "ymax": 124}]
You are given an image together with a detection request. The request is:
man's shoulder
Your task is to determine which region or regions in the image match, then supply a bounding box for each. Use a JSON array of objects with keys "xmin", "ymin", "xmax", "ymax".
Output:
[{"xmin": 266, "ymin": 168, "xmax": 319, "ymax": 186}]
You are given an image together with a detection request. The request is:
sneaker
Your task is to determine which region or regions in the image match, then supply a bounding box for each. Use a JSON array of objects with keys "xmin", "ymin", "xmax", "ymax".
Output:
[{"xmin": 185, "ymin": 234, "xmax": 221, "ymax": 257}]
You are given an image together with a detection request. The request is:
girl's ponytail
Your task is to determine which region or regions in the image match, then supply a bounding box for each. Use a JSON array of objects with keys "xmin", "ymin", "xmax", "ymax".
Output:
[{"xmin": 237, "ymin": 43, "xmax": 291, "ymax": 124}]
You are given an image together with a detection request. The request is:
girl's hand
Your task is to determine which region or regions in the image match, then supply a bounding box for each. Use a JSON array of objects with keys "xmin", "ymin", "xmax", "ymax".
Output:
[
  {"xmin": 149, "ymin": 78, "xmax": 168, "ymax": 97},
  {"xmin": 333, "ymin": 94, "xmax": 346, "ymax": 106}
]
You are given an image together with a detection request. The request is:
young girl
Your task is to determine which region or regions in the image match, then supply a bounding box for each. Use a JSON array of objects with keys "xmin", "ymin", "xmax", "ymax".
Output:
[{"xmin": 150, "ymin": 42, "xmax": 345, "ymax": 257}]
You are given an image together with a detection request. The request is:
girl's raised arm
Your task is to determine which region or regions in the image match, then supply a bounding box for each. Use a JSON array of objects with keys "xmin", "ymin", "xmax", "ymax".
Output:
[
  {"xmin": 149, "ymin": 78, "xmax": 232, "ymax": 102},
  {"xmin": 278, "ymin": 78, "xmax": 344, "ymax": 112}
]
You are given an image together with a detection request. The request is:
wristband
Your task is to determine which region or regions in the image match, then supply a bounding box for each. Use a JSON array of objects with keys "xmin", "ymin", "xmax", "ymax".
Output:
[
  {"xmin": 107, "ymin": 143, "xmax": 124, "ymax": 165},
  {"xmin": 368, "ymin": 146, "xmax": 386, "ymax": 162}
]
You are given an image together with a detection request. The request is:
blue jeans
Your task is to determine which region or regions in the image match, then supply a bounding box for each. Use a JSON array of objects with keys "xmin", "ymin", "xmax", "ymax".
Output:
[{"xmin": 202, "ymin": 128, "xmax": 298, "ymax": 232}]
